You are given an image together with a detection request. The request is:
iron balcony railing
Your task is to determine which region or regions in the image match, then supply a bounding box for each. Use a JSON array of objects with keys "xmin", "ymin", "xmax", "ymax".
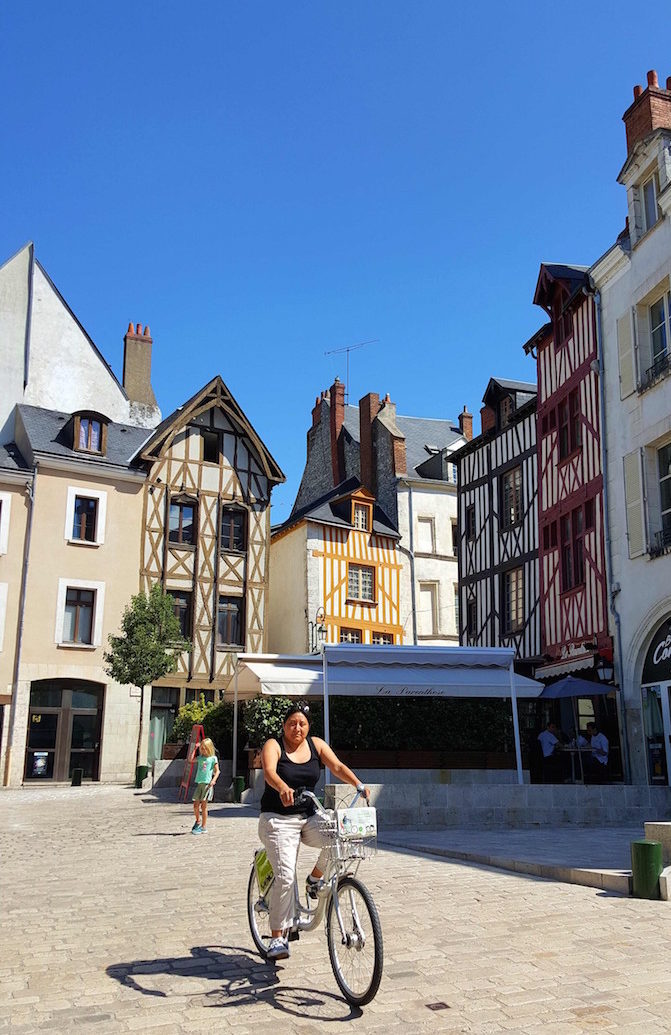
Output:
[
  {"xmin": 649, "ymin": 527, "xmax": 671, "ymax": 558},
  {"xmin": 640, "ymin": 351, "xmax": 671, "ymax": 392}
]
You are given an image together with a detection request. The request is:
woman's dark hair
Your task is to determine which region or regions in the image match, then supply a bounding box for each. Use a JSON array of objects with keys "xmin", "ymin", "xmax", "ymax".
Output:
[{"xmin": 284, "ymin": 703, "xmax": 310, "ymax": 724}]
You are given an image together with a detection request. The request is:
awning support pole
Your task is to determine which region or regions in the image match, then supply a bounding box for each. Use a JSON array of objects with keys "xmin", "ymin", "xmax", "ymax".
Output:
[
  {"xmin": 322, "ymin": 647, "xmax": 330, "ymax": 744},
  {"xmin": 509, "ymin": 660, "xmax": 523, "ymax": 786},
  {"xmin": 232, "ymin": 658, "xmax": 239, "ymax": 785}
]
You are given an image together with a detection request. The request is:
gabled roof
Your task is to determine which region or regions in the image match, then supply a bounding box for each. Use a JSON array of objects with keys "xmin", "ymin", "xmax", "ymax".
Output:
[
  {"xmin": 522, "ymin": 322, "xmax": 553, "ymax": 356},
  {"xmin": 16, "ymin": 404, "xmax": 148, "ymax": 468},
  {"xmin": 533, "ymin": 263, "xmax": 590, "ymax": 312},
  {"xmin": 272, "ymin": 476, "xmax": 399, "ymax": 539},
  {"xmin": 483, "ymin": 377, "xmax": 537, "ymax": 408},
  {"xmin": 133, "ymin": 375, "xmax": 285, "ymax": 484},
  {"xmin": 342, "ymin": 405, "xmax": 462, "ymax": 479}
]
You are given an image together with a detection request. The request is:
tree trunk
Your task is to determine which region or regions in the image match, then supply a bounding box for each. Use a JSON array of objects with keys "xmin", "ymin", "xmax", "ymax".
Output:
[{"xmin": 135, "ymin": 684, "xmax": 146, "ymax": 776}]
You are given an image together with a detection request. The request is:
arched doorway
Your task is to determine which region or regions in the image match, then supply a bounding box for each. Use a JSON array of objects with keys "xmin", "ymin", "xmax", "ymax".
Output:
[
  {"xmin": 640, "ymin": 615, "xmax": 671, "ymax": 785},
  {"xmin": 24, "ymin": 679, "xmax": 104, "ymax": 782}
]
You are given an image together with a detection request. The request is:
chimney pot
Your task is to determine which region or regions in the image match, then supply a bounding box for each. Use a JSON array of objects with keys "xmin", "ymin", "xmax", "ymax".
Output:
[
  {"xmin": 144, "ymin": 325, "xmax": 151, "ymax": 337},
  {"xmin": 647, "ymin": 70, "xmax": 659, "ymax": 88},
  {"xmin": 127, "ymin": 321, "xmax": 134, "ymax": 335},
  {"xmin": 633, "ymin": 84, "xmax": 643, "ymax": 100},
  {"xmin": 136, "ymin": 322, "xmax": 142, "ymax": 335}
]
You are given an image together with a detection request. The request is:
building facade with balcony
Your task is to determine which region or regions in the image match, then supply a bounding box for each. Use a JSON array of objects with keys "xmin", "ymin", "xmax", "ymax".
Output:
[{"xmin": 591, "ymin": 70, "xmax": 671, "ymax": 786}]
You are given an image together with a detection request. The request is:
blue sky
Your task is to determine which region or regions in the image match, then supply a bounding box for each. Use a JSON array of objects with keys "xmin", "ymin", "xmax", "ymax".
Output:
[{"xmin": 1, "ymin": 3, "xmax": 666, "ymax": 517}]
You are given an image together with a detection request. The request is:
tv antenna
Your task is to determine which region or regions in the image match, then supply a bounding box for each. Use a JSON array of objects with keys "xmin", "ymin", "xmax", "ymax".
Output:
[{"xmin": 323, "ymin": 339, "xmax": 378, "ymax": 402}]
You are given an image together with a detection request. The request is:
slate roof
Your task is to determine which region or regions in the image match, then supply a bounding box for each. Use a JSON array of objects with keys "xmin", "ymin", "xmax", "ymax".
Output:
[
  {"xmin": 273, "ymin": 476, "xmax": 399, "ymax": 539},
  {"xmin": 484, "ymin": 377, "xmax": 537, "ymax": 409},
  {"xmin": 0, "ymin": 441, "xmax": 29, "ymax": 471},
  {"xmin": 17, "ymin": 404, "xmax": 149, "ymax": 468},
  {"xmin": 343, "ymin": 405, "xmax": 463, "ymax": 479}
]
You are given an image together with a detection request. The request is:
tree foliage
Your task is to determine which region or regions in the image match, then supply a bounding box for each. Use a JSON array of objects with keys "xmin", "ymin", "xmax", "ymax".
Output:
[{"xmin": 104, "ymin": 583, "xmax": 190, "ymax": 689}]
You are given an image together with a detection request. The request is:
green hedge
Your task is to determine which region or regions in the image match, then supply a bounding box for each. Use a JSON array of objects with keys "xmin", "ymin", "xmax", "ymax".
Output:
[{"xmin": 170, "ymin": 694, "xmax": 513, "ymax": 756}]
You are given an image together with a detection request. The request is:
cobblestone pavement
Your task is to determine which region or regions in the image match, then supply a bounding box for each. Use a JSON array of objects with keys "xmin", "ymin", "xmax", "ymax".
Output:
[{"xmin": 2, "ymin": 787, "xmax": 671, "ymax": 1034}]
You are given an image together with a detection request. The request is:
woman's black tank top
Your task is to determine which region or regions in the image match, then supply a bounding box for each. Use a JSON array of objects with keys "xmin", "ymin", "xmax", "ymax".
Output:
[{"xmin": 260, "ymin": 736, "xmax": 321, "ymax": 815}]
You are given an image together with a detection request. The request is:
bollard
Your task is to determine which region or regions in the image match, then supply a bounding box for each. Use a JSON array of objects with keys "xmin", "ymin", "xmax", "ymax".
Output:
[
  {"xmin": 233, "ymin": 775, "xmax": 245, "ymax": 803},
  {"xmin": 71, "ymin": 768, "xmax": 83, "ymax": 787},
  {"xmin": 135, "ymin": 764, "xmax": 150, "ymax": 789},
  {"xmin": 631, "ymin": 839, "xmax": 663, "ymax": 899}
]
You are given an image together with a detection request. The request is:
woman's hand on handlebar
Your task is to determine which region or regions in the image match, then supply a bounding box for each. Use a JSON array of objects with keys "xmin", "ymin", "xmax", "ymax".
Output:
[{"xmin": 279, "ymin": 784, "xmax": 295, "ymax": 807}]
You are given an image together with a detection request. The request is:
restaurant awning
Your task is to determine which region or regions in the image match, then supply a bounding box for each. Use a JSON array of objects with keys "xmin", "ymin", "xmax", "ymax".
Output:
[{"xmin": 227, "ymin": 645, "xmax": 544, "ymax": 786}]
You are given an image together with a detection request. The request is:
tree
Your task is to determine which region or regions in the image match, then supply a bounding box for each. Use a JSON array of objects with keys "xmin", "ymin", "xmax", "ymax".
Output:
[{"xmin": 104, "ymin": 584, "xmax": 191, "ymax": 775}]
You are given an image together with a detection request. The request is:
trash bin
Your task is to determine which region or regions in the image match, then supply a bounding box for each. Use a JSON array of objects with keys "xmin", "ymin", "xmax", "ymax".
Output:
[
  {"xmin": 135, "ymin": 764, "xmax": 150, "ymax": 789},
  {"xmin": 71, "ymin": 768, "xmax": 83, "ymax": 787},
  {"xmin": 233, "ymin": 776, "xmax": 245, "ymax": 803},
  {"xmin": 631, "ymin": 839, "xmax": 663, "ymax": 899}
]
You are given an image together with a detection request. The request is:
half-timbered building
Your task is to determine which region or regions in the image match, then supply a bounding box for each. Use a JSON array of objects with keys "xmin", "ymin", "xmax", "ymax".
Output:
[
  {"xmin": 452, "ymin": 376, "xmax": 540, "ymax": 668},
  {"xmin": 137, "ymin": 376, "xmax": 285, "ymax": 753},
  {"xmin": 527, "ymin": 265, "xmax": 613, "ymax": 682}
]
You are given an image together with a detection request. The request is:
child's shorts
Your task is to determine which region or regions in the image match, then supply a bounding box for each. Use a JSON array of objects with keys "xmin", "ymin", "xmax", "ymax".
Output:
[{"xmin": 193, "ymin": 783, "xmax": 213, "ymax": 802}]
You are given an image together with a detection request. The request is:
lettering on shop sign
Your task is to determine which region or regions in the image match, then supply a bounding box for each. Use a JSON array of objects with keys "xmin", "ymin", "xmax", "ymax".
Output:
[
  {"xmin": 377, "ymin": 686, "xmax": 443, "ymax": 697},
  {"xmin": 643, "ymin": 619, "xmax": 671, "ymax": 683}
]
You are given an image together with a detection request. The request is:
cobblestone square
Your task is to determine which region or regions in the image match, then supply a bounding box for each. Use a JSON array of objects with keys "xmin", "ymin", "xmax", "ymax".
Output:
[{"xmin": 2, "ymin": 787, "xmax": 671, "ymax": 1034}]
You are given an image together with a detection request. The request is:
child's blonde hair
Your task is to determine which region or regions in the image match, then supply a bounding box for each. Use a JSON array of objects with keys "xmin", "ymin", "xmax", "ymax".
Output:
[{"xmin": 199, "ymin": 737, "xmax": 215, "ymax": 757}]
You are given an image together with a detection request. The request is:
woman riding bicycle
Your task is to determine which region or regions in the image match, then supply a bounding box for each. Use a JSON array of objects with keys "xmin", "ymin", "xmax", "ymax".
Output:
[{"xmin": 258, "ymin": 703, "xmax": 370, "ymax": 960}]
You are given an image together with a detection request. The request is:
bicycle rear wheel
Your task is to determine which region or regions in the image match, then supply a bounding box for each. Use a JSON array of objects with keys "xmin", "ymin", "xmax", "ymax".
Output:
[
  {"xmin": 247, "ymin": 863, "xmax": 272, "ymax": 957},
  {"xmin": 326, "ymin": 876, "xmax": 383, "ymax": 1006}
]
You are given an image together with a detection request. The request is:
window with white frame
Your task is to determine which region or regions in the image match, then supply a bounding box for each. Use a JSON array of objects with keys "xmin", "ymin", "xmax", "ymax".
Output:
[
  {"xmin": 417, "ymin": 582, "xmax": 438, "ymax": 637},
  {"xmin": 0, "ymin": 492, "xmax": 11, "ymax": 555},
  {"xmin": 371, "ymin": 631, "xmax": 393, "ymax": 645},
  {"xmin": 500, "ymin": 466, "xmax": 522, "ymax": 529},
  {"xmin": 64, "ymin": 487, "xmax": 107, "ymax": 546},
  {"xmin": 502, "ymin": 567, "xmax": 524, "ymax": 634},
  {"xmin": 649, "ymin": 293, "xmax": 670, "ymax": 366},
  {"xmin": 642, "ymin": 173, "xmax": 660, "ymax": 234},
  {"xmin": 658, "ymin": 443, "xmax": 671, "ymax": 542},
  {"xmin": 416, "ymin": 516, "xmax": 435, "ymax": 554},
  {"xmin": 451, "ymin": 520, "xmax": 458, "ymax": 556},
  {"xmin": 353, "ymin": 503, "xmax": 370, "ymax": 531},
  {"xmin": 347, "ymin": 564, "xmax": 375, "ymax": 602},
  {"xmin": 55, "ymin": 579, "xmax": 105, "ymax": 647},
  {"xmin": 340, "ymin": 627, "xmax": 362, "ymax": 644}
]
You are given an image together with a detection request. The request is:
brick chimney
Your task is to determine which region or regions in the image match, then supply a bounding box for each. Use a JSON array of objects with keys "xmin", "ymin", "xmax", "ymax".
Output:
[
  {"xmin": 123, "ymin": 323, "xmax": 157, "ymax": 407},
  {"xmin": 481, "ymin": 404, "xmax": 496, "ymax": 436},
  {"xmin": 623, "ymin": 70, "xmax": 671, "ymax": 154},
  {"xmin": 329, "ymin": 378, "xmax": 346, "ymax": 486},
  {"xmin": 359, "ymin": 391, "xmax": 382, "ymax": 491},
  {"xmin": 458, "ymin": 405, "xmax": 473, "ymax": 442}
]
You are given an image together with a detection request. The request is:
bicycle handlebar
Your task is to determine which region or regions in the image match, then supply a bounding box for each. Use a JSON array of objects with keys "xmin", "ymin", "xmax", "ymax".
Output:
[{"xmin": 293, "ymin": 787, "xmax": 368, "ymax": 811}]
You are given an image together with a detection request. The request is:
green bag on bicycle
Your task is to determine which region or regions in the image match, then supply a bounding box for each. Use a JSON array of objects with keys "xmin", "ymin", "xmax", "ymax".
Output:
[{"xmin": 254, "ymin": 849, "xmax": 274, "ymax": 895}]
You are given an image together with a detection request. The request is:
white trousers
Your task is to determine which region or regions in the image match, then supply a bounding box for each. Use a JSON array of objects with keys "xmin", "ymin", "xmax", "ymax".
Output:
[{"xmin": 258, "ymin": 812, "xmax": 331, "ymax": 931}]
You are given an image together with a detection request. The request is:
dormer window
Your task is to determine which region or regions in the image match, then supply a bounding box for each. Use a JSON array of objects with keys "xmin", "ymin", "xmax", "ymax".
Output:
[
  {"xmin": 72, "ymin": 412, "xmax": 108, "ymax": 455},
  {"xmin": 642, "ymin": 173, "xmax": 660, "ymax": 233},
  {"xmin": 352, "ymin": 502, "xmax": 371, "ymax": 531}
]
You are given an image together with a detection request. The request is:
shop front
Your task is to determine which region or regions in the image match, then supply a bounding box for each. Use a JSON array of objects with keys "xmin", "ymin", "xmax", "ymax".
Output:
[
  {"xmin": 640, "ymin": 616, "xmax": 671, "ymax": 786},
  {"xmin": 24, "ymin": 679, "xmax": 104, "ymax": 782}
]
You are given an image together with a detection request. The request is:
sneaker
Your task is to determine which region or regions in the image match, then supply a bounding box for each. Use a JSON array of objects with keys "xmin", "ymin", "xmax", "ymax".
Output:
[
  {"xmin": 191, "ymin": 825, "xmax": 202, "ymax": 835},
  {"xmin": 266, "ymin": 937, "xmax": 290, "ymax": 961},
  {"xmin": 200, "ymin": 828, "xmax": 208, "ymax": 834},
  {"xmin": 306, "ymin": 874, "xmax": 324, "ymax": 900}
]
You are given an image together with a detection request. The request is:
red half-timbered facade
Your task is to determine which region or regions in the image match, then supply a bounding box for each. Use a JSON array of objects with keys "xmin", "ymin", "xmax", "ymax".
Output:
[{"xmin": 527, "ymin": 265, "xmax": 612, "ymax": 677}]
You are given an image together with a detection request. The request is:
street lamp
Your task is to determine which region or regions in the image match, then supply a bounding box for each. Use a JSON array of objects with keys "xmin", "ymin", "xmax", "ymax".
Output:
[
  {"xmin": 595, "ymin": 656, "xmax": 615, "ymax": 684},
  {"xmin": 308, "ymin": 607, "xmax": 327, "ymax": 653}
]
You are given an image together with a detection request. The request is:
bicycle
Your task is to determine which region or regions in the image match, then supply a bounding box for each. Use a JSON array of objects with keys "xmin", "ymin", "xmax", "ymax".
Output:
[{"xmin": 247, "ymin": 788, "xmax": 383, "ymax": 1006}]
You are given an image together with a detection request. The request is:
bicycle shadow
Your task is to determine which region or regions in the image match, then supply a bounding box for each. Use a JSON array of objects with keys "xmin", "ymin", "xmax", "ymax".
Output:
[{"xmin": 106, "ymin": 944, "xmax": 362, "ymax": 1021}]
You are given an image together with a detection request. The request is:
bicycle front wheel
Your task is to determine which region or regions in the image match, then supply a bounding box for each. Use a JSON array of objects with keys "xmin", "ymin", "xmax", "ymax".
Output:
[
  {"xmin": 326, "ymin": 876, "xmax": 383, "ymax": 1006},
  {"xmin": 247, "ymin": 863, "xmax": 272, "ymax": 958}
]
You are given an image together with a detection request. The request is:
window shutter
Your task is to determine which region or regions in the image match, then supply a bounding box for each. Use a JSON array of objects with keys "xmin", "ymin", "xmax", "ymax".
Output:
[
  {"xmin": 617, "ymin": 313, "xmax": 635, "ymax": 398},
  {"xmin": 631, "ymin": 306, "xmax": 640, "ymax": 386},
  {"xmin": 623, "ymin": 450, "xmax": 645, "ymax": 557}
]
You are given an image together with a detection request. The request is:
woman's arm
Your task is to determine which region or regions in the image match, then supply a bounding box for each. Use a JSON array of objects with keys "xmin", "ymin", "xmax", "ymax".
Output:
[
  {"xmin": 312, "ymin": 738, "xmax": 370, "ymax": 801},
  {"xmin": 261, "ymin": 739, "xmax": 295, "ymax": 806}
]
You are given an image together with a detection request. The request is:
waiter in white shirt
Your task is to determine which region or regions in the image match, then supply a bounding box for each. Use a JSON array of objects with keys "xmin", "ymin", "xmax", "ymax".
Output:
[
  {"xmin": 538, "ymin": 721, "xmax": 561, "ymax": 782},
  {"xmin": 585, "ymin": 721, "xmax": 609, "ymax": 782}
]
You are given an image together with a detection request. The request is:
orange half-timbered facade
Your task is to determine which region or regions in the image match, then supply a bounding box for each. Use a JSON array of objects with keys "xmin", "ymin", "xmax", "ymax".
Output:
[
  {"xmin": 269, "ymin": 481, "xmax": 403, "ymax": 652},
  {"xmin": 137, "ymin": 376, "xmax": 284, "ymax": 708},
  {"xmin": 528, "ymin": 265, "xmax": 612, "ymax": 678}
]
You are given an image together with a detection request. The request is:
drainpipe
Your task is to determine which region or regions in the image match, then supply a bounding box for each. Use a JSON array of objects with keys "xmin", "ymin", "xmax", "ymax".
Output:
[
  {"xmin": 594, "ymin": 288, "xmax": 631, "ymax": 783},
  {"xmin": 3, "ymin": 468, "xmax": 36, "ymax": 786},
  {"xmin": 398, "ymin": 479, "xmax": 418, "ymax": 644}
]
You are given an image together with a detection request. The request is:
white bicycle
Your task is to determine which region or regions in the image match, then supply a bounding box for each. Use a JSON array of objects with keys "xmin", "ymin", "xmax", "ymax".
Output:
[{"xmin": 247, "ymin": 788, "xmax": 383, "ymax": 1006}]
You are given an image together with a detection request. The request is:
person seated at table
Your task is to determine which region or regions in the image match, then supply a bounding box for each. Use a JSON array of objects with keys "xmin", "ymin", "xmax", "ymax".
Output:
[
  {"xmin": 584, "ymin": 721, "xmax": 609, "ymax": 782},
  {"xmin": 538, "ymin": 721, "xmax": 562, "ymax": 783}
]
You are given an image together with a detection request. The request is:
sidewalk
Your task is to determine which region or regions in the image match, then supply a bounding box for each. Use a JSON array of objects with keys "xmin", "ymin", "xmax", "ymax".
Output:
[{"xmin": 379, "ymin": 825, "xmax": 642, "ymax": 894}]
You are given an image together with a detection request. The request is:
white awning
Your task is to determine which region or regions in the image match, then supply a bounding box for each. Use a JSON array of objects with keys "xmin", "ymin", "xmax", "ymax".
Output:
[{"xmin": 534, "ymin": 654, "xmax": 595, "ymax": 679}]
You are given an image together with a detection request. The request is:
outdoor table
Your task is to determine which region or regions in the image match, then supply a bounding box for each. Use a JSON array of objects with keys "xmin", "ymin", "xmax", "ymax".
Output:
[{"xmin": 559, "ymin": 746, "xmax": 593, "ymax": 783}]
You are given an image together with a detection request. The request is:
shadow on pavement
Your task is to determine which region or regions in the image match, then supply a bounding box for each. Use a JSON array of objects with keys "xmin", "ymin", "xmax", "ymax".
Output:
[{"xmin": 106, "ymin": 944, "xmax": 361, "ymax": 1022}]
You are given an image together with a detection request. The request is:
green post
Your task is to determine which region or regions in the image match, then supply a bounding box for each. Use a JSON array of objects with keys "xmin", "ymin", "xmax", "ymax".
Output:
[
  {"xmin": 135, "ymin": 764, "xmax": 150, "ymax": 789},
  {"xmin": 631, "ymin": 839, "xmax": 663, "ymax": 899},
  {"xmin": 233, "ymin": 776, "xmax": 245, "ymax": 803}
]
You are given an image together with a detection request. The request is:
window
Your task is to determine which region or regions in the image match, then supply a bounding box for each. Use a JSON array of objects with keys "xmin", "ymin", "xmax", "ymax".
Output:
[
  {"xmin": 466, "ymin": 504, "xmax": 476, "ymax": 541},
  {"xmin": 0, "ymin": 492, "xmax": 11, "ymax": 555},
  {"xmin": 500, "ymin": 395, "xmax": 514, "ymax": 428},
  {"xmin": 556, "ymin": 307, "xmax": 573, "ymax": 348},
  {"xmin": 185, "ymin": 688, "xmax": 215, "ymax": 706},
  {"xmin": 558, "ymin": 388, "xmax": 581, "ymax": 460},
  {"xmin": 353, "ymin": 503, "xmax": 370, "ymax": 531},
  {"xmin": 467, "ymin": 599, "xmax": 477, "ymax": 640},
  {"xmin": 202, "ymin": 430, "xmax": 220, "ymax": 464},
  {"xmin": 561, "ymin": 506, "xmax": 585, "ymax": 592},
  {"xmin": 217, "ymin": 596, "xmax": 244, "ymax": 647},
  {"xmin": 659, "ymin": 443, "xmax": 671, "ymax": 541},
  {"xmin": 220, "ymin": 506, "xmax": 246, "ymax": 552},
  {"xmin": 347, "ymin": 564, "xmax": 375, "ymax": 602},
  {"xmin": 72, "ymin": 497, "xmax": 97, "ymax": 543},
  {"xmin": 372, "ymin": 631, "xmax": 393, "ymax": 645},
  {"xmin": 169, "ymin": 501, "xmax": 196, "ymax": 545},
  {"xmin": 340, "ymin": 628, "xmax": 362, "ymax": 644},
  {"xmin": 454, "ymin": 585, "xmax": 459, "ymax": 628},
  {"xmin": 170, "ymin": 591, "xmax": 192, "ymax": 639},
  {"xmin": 417, "ymin": 516, "xmax": 435, "ymax": 553},
  {"xmin": 501, "ymin": 467, "xmax": 522, "ymax": 529},
  {"xmin": 418, "ymin": 582, "xmax": 438, "ymax": 637},
  {"xmin": 502, "ymin": 568, "xmax": 523, "ymax": 634},
  {"xmin": 543, "ymin": 520, "xmax": 558, "ymax": 551},
  {"xmin": 63, "ymin": 588, "xmax": 94, "ymax": 644},
  {"xmin": 642, "ymin": 174, "xmax": 659, "ymax": 233},
  {"xmin": 448, "ymin": 463, "xmax": 457, "ymax": 484},
  {"xmin": 451, "ymin": 520, "xmax": 458, "ymax": 556},
  {"xmin": 75, "ymin": 416, "xmax": 103, "ymax": 454},
  {"xmin": 649, "ymin": 294, "xmax": 670, "ymax": 365}
]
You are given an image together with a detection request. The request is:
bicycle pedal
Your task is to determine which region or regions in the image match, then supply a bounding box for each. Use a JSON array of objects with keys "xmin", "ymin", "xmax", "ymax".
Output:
[{"xmin": 287, "ymin": 929, "xmax": 300, "ymax": 942}]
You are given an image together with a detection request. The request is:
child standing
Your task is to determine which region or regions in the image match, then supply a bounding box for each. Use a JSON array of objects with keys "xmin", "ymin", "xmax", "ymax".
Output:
[{"xmin": 190, "ymin": 738, "xmax": 219, "ymax": 834}]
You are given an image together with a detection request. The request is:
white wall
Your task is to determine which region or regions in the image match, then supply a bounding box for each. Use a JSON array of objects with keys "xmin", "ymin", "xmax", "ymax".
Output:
[
  {"xmin": 268, "ymin": 525, "xmax": 308, "ymax": 653},
  {"xmin": 0, "ymin": 244, "xmax": 32, "ymax": 443}
]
